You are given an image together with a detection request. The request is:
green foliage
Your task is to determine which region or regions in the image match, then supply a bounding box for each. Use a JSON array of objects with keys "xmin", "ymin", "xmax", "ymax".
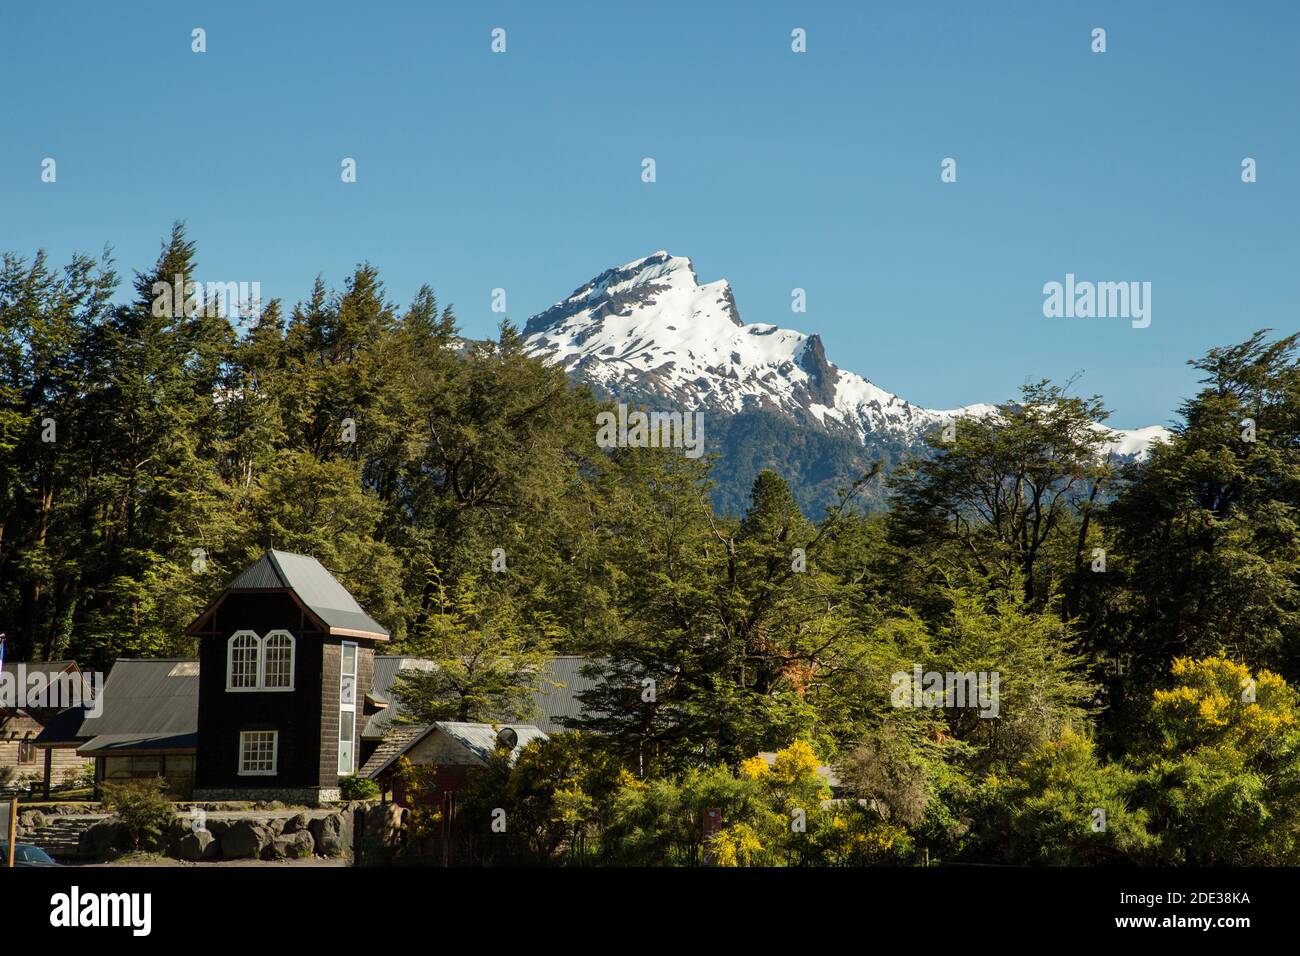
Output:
[
  {"xmin": 4, "ymin": 229, "xmax": 1299, "ymax": 867},
  {"xmin": 982, "ymin": 728, "xmax": 1156, "ymax": 865},
  {"xmin": 459, "ymin": 732, "xmax": 621, "ymax": 865},
  {"xmin": 101, "ymin": 777, "xmax": 177, "ymax": 851},
  {"xmin": 339, "ymin": 775, "xmax": 380, "ymax": 800},
  {"xmin": 1136, "ymin": 657, "xmax": 1300, "ymax": 864},
  {"xmin": 390, "ymin": 568, "xmax": 557, "ymax": 723},
  {"xmin": 1100, "ymin": 332, "xmax": 1300, "ymax": 728}
]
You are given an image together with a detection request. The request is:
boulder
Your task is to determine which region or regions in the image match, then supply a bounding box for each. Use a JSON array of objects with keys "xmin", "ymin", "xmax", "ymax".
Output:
[
  {"xmin": 309, "ymin": 812, "xmax": 351, "ymax": 858},
  {"xmin": 79, "ymin": 820, "xmax": 133, "ymax": 859},
  {"xmin": 175, "ymin": 829, "xmax": 218, "ymax": 861},
  {"xmin": 271, "ymin": 829, "xmax": 315, "ymax": 860},
  {"xmin": 18, "ymin": 810, "xmax": 46, "ymax": 829},
  {"xmin": 357, "ymin": 803, "xmax": 405, "ymax": 864},
  {"xmin": 221, "ymin": 820, "xmax": 274, "ymax": 860},
  {"xmin": 282, "ymin": 812, "xmax": 310, "ymax": 834},
  {"xmin": 142, "ymin": 828, "xmax": 170, "ymax": 853}
]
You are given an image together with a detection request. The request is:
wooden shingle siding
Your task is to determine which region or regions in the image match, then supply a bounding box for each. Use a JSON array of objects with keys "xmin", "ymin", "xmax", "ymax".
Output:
[{"xmin": 196, "ymin": 591, "xmax": 326, "ymax": 791}]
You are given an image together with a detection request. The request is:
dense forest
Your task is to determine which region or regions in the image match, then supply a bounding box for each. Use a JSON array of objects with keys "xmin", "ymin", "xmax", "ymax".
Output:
[{"xmin": 3, "ymin": 226, "xmax": 1298, "ymax": 864}]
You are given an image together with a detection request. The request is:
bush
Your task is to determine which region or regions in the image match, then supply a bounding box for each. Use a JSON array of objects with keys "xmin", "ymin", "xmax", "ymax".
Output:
[
  {"xmin": 100, "ymin": 777, "xmax": 176, "ymax": 851},
  {"xmin": 339, "ymin": 775, "xmax": 380, "ymax": 800}
]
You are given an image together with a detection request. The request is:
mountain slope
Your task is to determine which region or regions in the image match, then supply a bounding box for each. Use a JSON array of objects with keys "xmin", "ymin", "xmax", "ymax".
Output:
[{"xmin": 523, "ymin": 251, "xmax": 1169, "ymax": 515}]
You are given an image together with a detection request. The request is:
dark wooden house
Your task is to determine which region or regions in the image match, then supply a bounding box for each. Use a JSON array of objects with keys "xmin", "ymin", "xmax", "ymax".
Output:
[{"xmin": 185, "ymin": 550, "xmax": 389, "ymax": 805}]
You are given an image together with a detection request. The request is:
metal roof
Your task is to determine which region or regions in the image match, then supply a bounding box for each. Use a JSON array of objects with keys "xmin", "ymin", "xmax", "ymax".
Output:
[
  {"xmin": 74, "ymin": 659, "xmax": 199, "ymax": 747},
  {"xmin": 437, "ymin": 722, "xmax": 548, "ymax": 763},
  {"xmin": 362, "ymin": 655, "xmax": 601, "ymax": 739},
  {"xmin": 0, "ymin": 660, "xmax": 79, "ymax": 681},
  {"xmin": 198, "ymin": 550, "xmax": 389, "ymax": 639},
  {"xmin": 361, "ymin": 721, "xmax": 547, "ymax": 780},
  {"xmin": 530, "ymin": 656, "xmax": 602, "ymax": 733},
  {"xmin": 0, "ymin": 660, "xmax": 82, "ymax": 716},
  {"xmin": 362, "ymin": 657, "xmax": 437, "ymax": 739},
  {"xmin": 32, "ymin": 706, "xmax": 90, "ymax": 748},
  {"xmin": 234, "ymin": 550, "xmax": 389, "ymax": 638}
]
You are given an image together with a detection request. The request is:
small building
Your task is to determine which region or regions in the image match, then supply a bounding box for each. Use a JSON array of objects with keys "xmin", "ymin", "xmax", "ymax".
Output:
[
  {"xmin": 359, "ymin": 722, "xmax": 548, "ymax": 806},
  {"xmin": 354, "ymin": 654, "xmax": 601, "ymax": 805},
  {"xmin": 360, "ymin": 655, "xmax": 438, "ymax": 770},
  {"xmin": 1, "ymin": 661, "xmax": 94, "ymax": 796},
  {"xmin": 185, "ymin": 550, "xmax": 389, "ymax": 804},
  {"xmin": 24, "ymin": 561, "xmax": 605, "ymax": 811},
  {"xmin": 52, "ymin": 659, "xmax": 200, "ymax": 797}
]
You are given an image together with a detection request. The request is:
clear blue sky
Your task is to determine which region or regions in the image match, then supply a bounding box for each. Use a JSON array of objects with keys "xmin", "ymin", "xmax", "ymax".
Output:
[{"xmin": 2, "ymin": 1, "xmax": 1296, "ymax": 427}]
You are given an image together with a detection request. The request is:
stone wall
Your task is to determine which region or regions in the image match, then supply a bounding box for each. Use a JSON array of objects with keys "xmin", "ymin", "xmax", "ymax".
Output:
[
  {"xmin": 191, "ymin": 786, "xmax": 336, "ymax": 806},
  {"xmin": 71, "ymin": 802, "xmax": 385, "ymax": 862}
]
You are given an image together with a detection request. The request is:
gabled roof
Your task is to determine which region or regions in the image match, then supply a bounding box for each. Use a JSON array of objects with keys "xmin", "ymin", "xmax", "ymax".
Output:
[
  {"xmin": 438, "ymin": 722, "xmax": 548, "ymax": 763},
  {"xmin": 358, "ymin": 724, "xmax": 429, "ymax": 778},
  {"xmin": 187, "ymin": 550, "xmax": 389, "ymax": 640},
  {"xmin": 72, "ymin": 659, "xmax": 199, "ymax": 755},
  {"xmin": 0, "ymin": 660, "xmax": 79, "ymax": 681},
  {"xmin": 361, "ymin": 722, "xmax": 547, "ymax": 780},
  {"xmin": 0, "ymin": 660, "xmax": 83, "ymax": 719}
]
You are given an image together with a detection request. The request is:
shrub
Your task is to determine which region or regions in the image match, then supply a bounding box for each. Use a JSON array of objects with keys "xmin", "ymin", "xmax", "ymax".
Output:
[
  {"xmin": 100, "ymin": 777, "xmax": 176, "ymax": 851},
  {"xmin": 339, "ymin": 775, "xmax": 380, "ymax": 800}
]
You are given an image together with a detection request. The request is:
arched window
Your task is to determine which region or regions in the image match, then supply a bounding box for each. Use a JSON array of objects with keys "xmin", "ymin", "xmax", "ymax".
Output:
[
  {"xmin": 262, "ymin": 631, "xmax": 295, "ymax": 690},
  {"xmin": 227, "ymin": 632, "xmax": 260, "ymax": 690}
]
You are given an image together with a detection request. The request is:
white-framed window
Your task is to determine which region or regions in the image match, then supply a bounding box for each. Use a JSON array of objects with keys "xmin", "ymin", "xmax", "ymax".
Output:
[
  {"xmin": 261, "ymin": 630, "xmax": 295, "ymax": 690},
  {"xmin": 227, "ymin": 631, "xmax": 260, "ymax": 690},
  {"xmin": 226, "ymin": 630, "xmax": 295, "ymax": 692},
  {"xmin": 338, "ymin": 642, "xmax": 357, "ymax": 775},
  {"xmin": 238, "ymin": 730, "xmax": 278, "ymax": 776}
]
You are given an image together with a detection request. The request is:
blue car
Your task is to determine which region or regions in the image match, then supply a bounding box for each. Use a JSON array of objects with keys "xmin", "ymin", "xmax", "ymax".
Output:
[{"xmin": 0, "ymin": 843, "xmax": 61, "ymax": 867}]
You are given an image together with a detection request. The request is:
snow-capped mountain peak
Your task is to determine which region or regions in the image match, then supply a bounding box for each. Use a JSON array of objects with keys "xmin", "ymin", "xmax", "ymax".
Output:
[{"xmin": 522, "ymin": 251, "xmax": 1168, "ymax": 458}]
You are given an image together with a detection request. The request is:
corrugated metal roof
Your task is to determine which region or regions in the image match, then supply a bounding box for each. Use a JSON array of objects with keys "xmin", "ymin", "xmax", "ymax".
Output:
[
  {"xmin": 0, "ymin": 660, "xmax": 79, "ymax": 681},
  {"xmin": 362, "ymin": 655, "xmax": 601, "ymax": 738},
  {"xmin": 531, "ymin": 656, "xmax": 602, "ymax": 733},
  {"xmin": 225, "ymin": 550, "xmax": 389, "ymax": 638},
  {"xmin": 0, "ymin": 660, "xmax": 82, "ymax": 716},
  {"xmin": 75, "ymin": 659, "xmax": 199, "ymax": 741},
  {"xmin": 362, "ymin": 657, "xmax": 437, "ymax": 739},
  {"xmin": 436, "ymin": 722, "xmax": 547, "ymax": 763},
  {"xmin": 361, "ymin": 722, "xmax": 547, "ymax": 780}
]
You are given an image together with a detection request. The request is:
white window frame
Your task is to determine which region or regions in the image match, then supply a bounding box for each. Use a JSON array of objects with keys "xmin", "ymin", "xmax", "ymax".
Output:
[
  {"xmin": 260, "ymin": 629, "xmax": 296, "ymax": 691},
  {"xmin": 226, "ymin": 630, "xmax": 262, "ymax": 692},
  {"xmin": 238, "ymin": 730, "xmax": 278, "ymax": 776},
  {"xmin": 226, "ymin": 629, "xmax": 296, "ymax": 692},
  {"xmin": 338, "ymin": 642, "xmax": 357, "ymax": 775}
]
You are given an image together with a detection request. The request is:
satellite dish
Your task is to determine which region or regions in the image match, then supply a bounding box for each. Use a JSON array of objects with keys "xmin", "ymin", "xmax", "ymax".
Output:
[{"xmin": 497, "ymin": 727, "xmax": 519, "ymax": 750}]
